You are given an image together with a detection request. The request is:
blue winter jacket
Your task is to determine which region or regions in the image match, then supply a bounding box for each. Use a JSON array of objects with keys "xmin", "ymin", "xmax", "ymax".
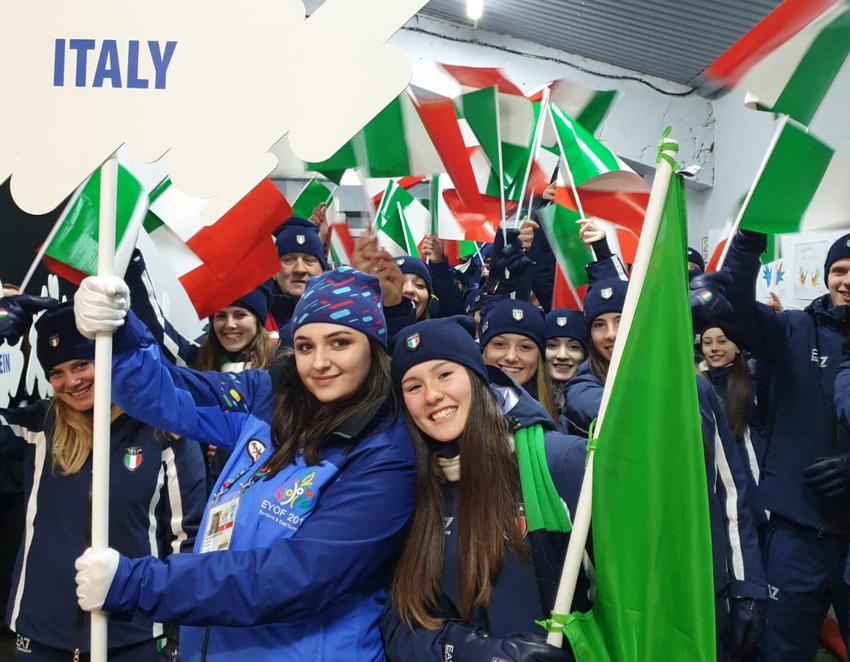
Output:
[
  {"xmin": 381, "ymin": 367, "xmax": 590, "ymax": 660},
  {"xmin": 721, "ymin": 232, "xmax": 850, "ymax": 533},
  {"xmin": 563, "ymin": 364, "xmax": 766, "ymax": 599},
  {"xmin": 102, "ymin": 310, "xmax": 416, "ymax": 661},
  {"xmin": 0, "ymin": 403, "xmax": 206, "ymax": 651}
]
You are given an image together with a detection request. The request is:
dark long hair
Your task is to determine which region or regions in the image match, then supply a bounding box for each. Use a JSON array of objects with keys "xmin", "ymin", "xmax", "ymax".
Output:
[
  {"xmin": 391, "ymin": 368, "xmax": 525, "ymax": 629},
  {"xmin": 265, "ymin": 339, "xmax": 392, "ymax": 474},
  {"xmin": 702, "ymin": 353, "xmax": 751, "ymax": 439},
  {"xmin": 588, "ymin": 344, "xmax": 610, "ymax": 383}
]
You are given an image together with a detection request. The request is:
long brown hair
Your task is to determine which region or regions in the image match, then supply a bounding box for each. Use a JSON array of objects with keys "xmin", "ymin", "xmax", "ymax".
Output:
[
  {"xmin": 50, "ymin": 398, "xmax": 122, "ymax": 475},
  {"xmin": 588, "ymin": 344, "xmax": 610, "ymax": 383},
  {"xmin": 701, "ymin": 353, "xmax": 751, "ymax": 439},
  {"xmin": 392, "ymin": 368, "xmax": 525, "ymax": 629},
  {"xmin": 194, "ymin": 316, "xmax": 278, "ymax": 371},
  {"xmin": 534, "ymin": 357, "xmax": 559, "ymax": 424},
  {"xmin": 265, "ymin": 339, "xmax": 393, "ymax": 475}
]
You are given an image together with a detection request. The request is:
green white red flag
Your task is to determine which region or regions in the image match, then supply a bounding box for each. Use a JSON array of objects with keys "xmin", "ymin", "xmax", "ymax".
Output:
[
  {"xmin": 535, "ymin": 79, "xmax": 618, "ymax": 135},
  {"xmin": 700, "ymin": 0, "xmax": 849, "ymax": 125},
  {"xmin": 328, "ymin": 221, "xmax": 355, "ymax": 267},
  {"xmin": 737, "ymin": 118, "xmax": 850, "ymax": 234},
  {"xmin": 43, "ymin": 165, "xmax": 148, "ymax": 283},
  {"xmin": 373, "ymin": 179, "xmax": 430, "ymax": 257},
  {"xmin": 292, "ymin": 178, "xmax": 335, "ymax": 220},
  {"xmin": 143, "ymin": 177, "xmax": 291, "ymax": 318},
  {"xmin": 537, "ymin": 203, "xmax": 592, "ymax": 310}
]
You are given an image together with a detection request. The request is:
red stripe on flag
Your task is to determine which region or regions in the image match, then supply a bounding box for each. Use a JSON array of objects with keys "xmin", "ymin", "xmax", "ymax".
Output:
[
  {"xmin": 614, "ymin": 225, "xmax": 640, "ymax": 265},
  {"xmin": 42, "ymin": 255, "xmax": 87, "ymax": 285},
  {"xmin": 554, "ymin": 187, "xmax": 648, "ymax": 237},
  {"xmin": 371, "ymin": 176, "xmax": 425, "ymax": 205},
  {"xmin": 439, "ymin": 64, "xmax": 525, "ymax": 96},
  {"xmin": 702, "ymin": 0, "xmax": 839, "ymax": 88},
  {"xmin": 552, "ymin": 265, "xmax": 587, "ymax": 311},
  {"xmin": 706, "ymin": 238, "xmax": 727, "ymax": 273},
  {"xmin": 330, "ymin": 222, "xmax": 355, "ymax": 262},
  {"xmin": 442, "ymin": 190, "xmax": 515, "ymax": 241}
]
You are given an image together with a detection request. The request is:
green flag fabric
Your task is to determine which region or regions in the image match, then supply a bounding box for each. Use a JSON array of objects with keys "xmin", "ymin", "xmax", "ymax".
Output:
[
  {"xmin": 564, "ymin": 172, "xmax": 715, "ymax": 661},
  {"xmin": 292, "ymin": 179, "xmax": 333, "ymax": 219},
  {"xmin": 373, "ymin": 180, "xmax": 430, "ymax": 257},
  {"xmin": 537, "ymin": 203, "xmax": 593, "ymax": 288}
]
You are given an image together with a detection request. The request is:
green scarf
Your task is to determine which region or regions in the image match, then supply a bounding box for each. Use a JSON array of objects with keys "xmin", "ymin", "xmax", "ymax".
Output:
[{"xmin": 514, "ymin": 423, "xmax": 571, "ymax": 533}]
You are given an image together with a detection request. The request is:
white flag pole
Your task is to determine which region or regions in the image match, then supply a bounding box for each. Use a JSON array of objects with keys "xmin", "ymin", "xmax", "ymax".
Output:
[
  {"xmin": 513, "ymin": 87, "xmax": 551, "ymax": 228},
  {"xmin": 545, "ymin": 133, "xmax": 679, "ymax": 648},
  {"xmin": 89, "ymin": 153, "xmax": 118, "ymax": 662},
  {"xmin": 494, "ymin": 90, "xmax": 508, "ymax": 244}
]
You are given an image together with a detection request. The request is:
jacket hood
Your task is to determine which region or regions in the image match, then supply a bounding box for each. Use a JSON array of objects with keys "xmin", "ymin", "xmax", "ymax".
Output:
[
  {"xmin": 806, "ymin": 294, "xmax": 848, "ymax": 328},
  {"xmin": 486, "ymin": 364, "xmax": 556, "ymax": 431}
]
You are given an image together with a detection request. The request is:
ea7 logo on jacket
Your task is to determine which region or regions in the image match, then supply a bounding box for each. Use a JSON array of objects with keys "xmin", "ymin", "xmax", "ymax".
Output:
[
  {"xmin": 274, "ymin": 470, "xmax": 317, "ymax": 512},
  {"xmin": 811, "ymin": 349, "xmax": 829, "ymax": 368}
]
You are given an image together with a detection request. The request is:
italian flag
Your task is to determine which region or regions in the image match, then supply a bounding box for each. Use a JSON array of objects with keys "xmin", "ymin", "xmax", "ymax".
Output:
[
  {"xmin": 534, "ymin": 79, "xmax": 618, "ymax": 141},
  {"xmin": 144, "ymin": 178, "xmax": 291, "ymax": 318},
  {"xmin": 737, "ymin": 118, "xmax": 850, "ymax": 234},
  {"xmin": 307, "ymin": 90, "xmax": 445, "ymax": 181},
  {"xmin": 565, "ymin": 169, "xmax": 715, "ymax": 662},
  {"xmin": 43, "ymin": 165, "xmax": 148, "ymax": 283},
  {"xmin": 292, "ymin": 178, "xmax": 335, "ymax": 220},
  {"xmin": 537, "ymin": 203, "xmax": 592, "ymax": 309},
  {"xmin": 701, "ymin": 0, "xmax": 849, "ymax": 126},
  {"xmin": 373, "ymin": 180, "xmax": 430, "ymax": 257},
  {"xmin": 430, "ymin": 173, "xmax": 498, "ymax": 244},
  {"xmin": 328, "ymin": 222, "xmax": 355, "ymax": 267}
]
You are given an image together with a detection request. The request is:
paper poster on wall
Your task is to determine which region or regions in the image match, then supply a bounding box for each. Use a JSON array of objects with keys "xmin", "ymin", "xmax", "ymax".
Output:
[
  {"xmin": 755, "ymin": 258, "xmax": 789, "ymax": 305},
  {"xmin": 794, "ymin": 240, "xmax": 828, "ymax": 300}
]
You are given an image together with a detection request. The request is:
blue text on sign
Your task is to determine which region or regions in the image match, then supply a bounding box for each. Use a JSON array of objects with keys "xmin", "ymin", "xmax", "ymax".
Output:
[{"xmin": 53, "ymin": 39, "xmax": 177, "ymax": 89}]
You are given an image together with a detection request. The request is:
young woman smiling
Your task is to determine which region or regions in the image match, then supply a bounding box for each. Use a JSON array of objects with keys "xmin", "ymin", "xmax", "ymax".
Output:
[
  {"xmin": 381, "ymin": 317, "xmax": 588, "ymax": 662},
  {"xmin": 543, "ymin": 309, "xmax": 587, "ymax": 431},
  {"xmin": 0, "ymin": 302, "xmax": 206, "ymax": 661},
  {"xmin": 71, "ymin": 267, "xmax": 416, "ymax": 662},
  {"xmin": 479, "ymin": 299, "xmax": 560, "ymax": 426}
]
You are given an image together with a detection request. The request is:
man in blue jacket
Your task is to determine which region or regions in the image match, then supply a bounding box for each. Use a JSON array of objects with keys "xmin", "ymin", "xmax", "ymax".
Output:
[{"xmin": 721, "ymin": 230, "xmax": 850, "ymax": 661}]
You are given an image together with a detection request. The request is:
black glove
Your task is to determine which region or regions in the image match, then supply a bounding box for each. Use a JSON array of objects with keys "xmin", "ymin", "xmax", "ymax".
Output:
[
  {"xmin": 803, "ymin": 454, "xmax": 850, "ymax": 497},
  {"xmin": 491, "ymin": 230, "xmax": 532, "ymax": 282},
  {"xmin": 728, "ymin": 597, "xmax": 767, "ymax": 657},
  {"xmin": 689, "ymin": 271, "xmax": 733, "ymax": 330},
  {"xmin": 442, "ymin": 623, "xmax": 573, "ymax": 662},
  {"xmin": 734, "ymin": 229, "xmax": 768, "ymax": 255},
  {"xmin": 0, "ymin": 295, "xmax": 60, "ymax": 344}
]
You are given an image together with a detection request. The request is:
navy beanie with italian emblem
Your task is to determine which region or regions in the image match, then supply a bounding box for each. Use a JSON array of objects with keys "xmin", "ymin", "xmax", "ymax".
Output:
[
  {"xmin": 35, "ymin": 302, "xmax": 94, "ymax": 372},
  {"xmin": 391, "ymin": 316, "xmax": 488, "ymax": 390},
  {"xmin": 824, "ymin": 232, "xmax": 850, "ymax": 282},
  {"xmin": 478, "ymin": 299, "xmax": 545, "ymax": 355},
  {"xmin": 394, "ymin": 255, "xmax": 433, "ymax": 299},
  {"xmin": 687, "ymin": 247, "xmax": 705, "ymax": 273},
  {"xmin": 544, "ymin": 308, "xmax": 588, "ymax": 353},
  {"xmin": 274, "ymin": 217, "xmax": 328, "ymax": 268},
  {"xmin": 583, "ymin": 278, "xmax": 628, "ymax": 333}
]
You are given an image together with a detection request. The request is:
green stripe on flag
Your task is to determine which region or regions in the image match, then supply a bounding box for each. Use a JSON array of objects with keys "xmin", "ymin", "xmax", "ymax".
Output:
[
  {"xmin": 575, "ymin": 90, "xmax": 618, "ymax": 135},
  {"xmin": 362, "ymin": 97, "xmax": 412, "ymax": 178},
  {"xmin": 550, "ymin": 105, "xmax": 621, "ymax": 187},
  {"xmin": 307, "ymin": 143, "xmax": 356, "ymax": 184},
  {"xmin": 739, "ymin": 122, "xmax": 832, "ymax": 234},
  {"xmin": 538, "ymin": 204, "xmax": 592, "ymax": 286},
  {"xmin": 293, "ymin": 179, "xmax": 332, "ymax": 219},
  {"xmin": 459, "ymin": 87, "xmax": 500, "ymax": 171},
  {"xmin": 771, "ymin": 10, "xmax": 850, "ymax": 126}
]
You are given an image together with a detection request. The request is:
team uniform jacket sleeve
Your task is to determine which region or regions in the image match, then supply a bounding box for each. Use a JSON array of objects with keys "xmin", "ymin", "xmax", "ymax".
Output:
[
  {"xmin": 700, "ymin": 381, "xmax": 767, "ymax": 600},
  {"xmin": 429, "ymin": 260, "xmax": 465, "ymax": 318},
  {"xmin": 720, "ymin": 233, "xmax": 786, "ymax": 360},
  {"xmin": 529, "ymin": 224, "xmax": 555, "ymax": 312},
  {"xmin": 0, "ymin": 401, "xmax": 49, "ymax": 457},
  {"xmin": 157, "ymin": 437, "xmax": 208, "ymax": 556},
  {"xmin": 102, "ymin": 442, "xmax": 416, "ymax": 626},
  {"xmin": 124, "ymin": 250, "xmax": 199, "ymax": 367},
  {"xmin": 562, "ymin": 371, "xmax": 603, "ymax": 436},
  {"xmin": 381, "ymin": 607, "xmax": 456, "ymax": 662},
  {"xmin": 835, "ymin": 344, "xmax": 850, "ymax": 428},
  {"xmin": 385, "ymin": 299, "xmax": 418, "ymax": 352},
  {"xmin": 111, "ymin": 310, "xmax": 264, "ymax": 450}
]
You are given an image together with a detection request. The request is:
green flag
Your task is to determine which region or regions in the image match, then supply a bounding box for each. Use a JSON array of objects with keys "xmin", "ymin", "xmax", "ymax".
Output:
[
  {"xmin": 564, "ymin": 172, "xmax": 715, "ymax": 661},
  {"xmin": 537, "ymin": 203, "xmax": 592, "ymax": 287},
  {"xmin": 373, "ymin": 180, "xmax": 430, "ymax": 257},
  {"xmin": 292, "ymin": 179, "xmax": 333, "ymax": 219}
]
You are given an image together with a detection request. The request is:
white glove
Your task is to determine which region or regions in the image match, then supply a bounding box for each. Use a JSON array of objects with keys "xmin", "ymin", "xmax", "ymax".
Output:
[
  {"xmin": 74, "ymin": 276, "xmax": 130, "ymax": 339},
  {"xmin": 75, "ymin": 547, "xmax": 120, "ymax": 611}
]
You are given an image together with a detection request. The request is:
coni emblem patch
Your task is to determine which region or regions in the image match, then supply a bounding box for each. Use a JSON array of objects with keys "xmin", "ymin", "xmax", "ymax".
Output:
[
  {"xmin": 405, "ymin": 332, "xmax": 420, "ymax": 351},
  {"xmin": 123, "ymin": 447, "xmax": 143, "ymax": 471},
  {"xmin": 512, "ymin": 308, "xmax": 524, "ymax": 321}
]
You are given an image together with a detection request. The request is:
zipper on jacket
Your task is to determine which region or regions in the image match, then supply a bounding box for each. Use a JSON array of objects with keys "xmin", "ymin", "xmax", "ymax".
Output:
[{"xmin": 200, "ymin": 628, "xmax": 210, "ymax": 662}]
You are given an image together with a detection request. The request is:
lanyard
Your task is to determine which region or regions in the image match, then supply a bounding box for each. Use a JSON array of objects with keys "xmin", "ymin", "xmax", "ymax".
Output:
[{"xmin": 212, "ymin": 461, "xmax": 271, "ymax": 503}]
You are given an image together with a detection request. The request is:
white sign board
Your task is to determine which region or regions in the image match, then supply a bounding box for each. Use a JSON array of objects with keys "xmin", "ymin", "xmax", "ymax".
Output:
[{"xmin": 0, "ymin": 0, "xmax": 427, "ymax": 214}]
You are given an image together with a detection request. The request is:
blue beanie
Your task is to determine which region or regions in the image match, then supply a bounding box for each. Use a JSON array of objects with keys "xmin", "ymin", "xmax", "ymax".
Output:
[
  {"xmin": 275, "ymin": 217, "xmax": 327, "ymax": 268},
  {"xmin": 394, "ymin": 256, "xmax": 433, "ymax": 298},
  {"xmin": 544, "ymin": 308, "xmax": 588, "ymax": 352},
  {"xmin": 583, "ymin": 278, "xmax": 628, "ymax": 333},
  {"xmin": 292, "ymin": 266, "xmax": 387, "ymax": 348},
  {"xmin": 391, "ymin": 316, "xmax": 488, "ymax": 389},
  {"xmin": 228, "ymin": 285, "xmax": 270, "ymax": 325},
  {"xmin": 687, "ymin": 247, "xmax": 705, "ymax": 272},
  {"xmin": 479, "ymin": 299, "xmax": 545, "ymax": 355},
  {"xmin": 824, "ymin": 233, "xmax": 850, "ymax": 282},
  {"xmin": 35, "ymin": 303, "xmax": 94, "ymax": 372}
]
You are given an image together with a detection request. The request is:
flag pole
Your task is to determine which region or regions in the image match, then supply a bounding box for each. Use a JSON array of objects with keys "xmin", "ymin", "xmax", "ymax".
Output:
[
  {"xmin": 494, "ymin": 91, "xmax": 508, "ymax": 243},
  {"xmin": 549, "ymin": 106, "xmax": 589, "ymax": 224},
  {"xmin": 513, "ymin": 87, "xmax": 551, "ymax": 228},
  {"xmin": 19, "ymin": 184, "xmax": 86, "ymax": 293},
  {"xmin": 90, "ymin": 153, "xmax": 118, "ymax": 662},
  {"xmin": 545, "ymin": 132, "xmax": 679, "ymax": 648}
]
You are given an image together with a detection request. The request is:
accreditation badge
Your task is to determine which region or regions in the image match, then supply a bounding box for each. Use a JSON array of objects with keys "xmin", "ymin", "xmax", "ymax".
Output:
[{"xmin": 201, "ymin": 494, "xmax": 241, "ymax": 553}]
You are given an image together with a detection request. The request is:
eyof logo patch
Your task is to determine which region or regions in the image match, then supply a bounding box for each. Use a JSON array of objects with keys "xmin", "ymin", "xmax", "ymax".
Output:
[
  {"xmin": 274, "ymin": 470, "xmax": 317, "ymax": 512},
  {"xmin": 600, "ymin": 287, "xmax": 613, "ymax": 300},
  {"xmin": 123, "ymin": 447, "xmax": 143, "ymax": 471},
  {"xmin": 512, "ymin": 308, "xmax": 524, "ymax": 321},
  {"xmin": 296, "ymin": 234, "xmax": 306, "ymax": 245},
  {"xmin": 247, "ymin": 440, "xmax": 266, "ymax": 462},
  {"xmin": 405, "ymin": 332, "xmax": 420, "ymax": 351},
  {"xmin": 556, "ymin": 316, "xmax": 567, "ymax": 327}
]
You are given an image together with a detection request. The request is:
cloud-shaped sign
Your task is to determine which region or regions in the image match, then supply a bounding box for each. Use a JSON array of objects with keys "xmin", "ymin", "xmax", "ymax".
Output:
[{"xmin": 0, "ymin": 0, "xmax": 427, "ymax": 214}]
